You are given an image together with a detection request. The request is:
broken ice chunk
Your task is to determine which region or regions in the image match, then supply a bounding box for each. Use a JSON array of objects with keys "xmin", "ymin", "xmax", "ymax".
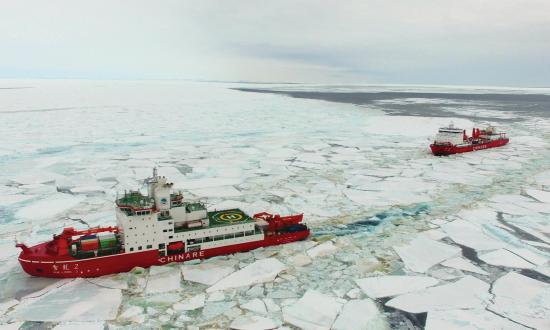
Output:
[
  {"xmin": 385, "ymin": 276, "xmax": 490, "ymax": 314},
  {"xmin": 441, "ymin": 219, "xmax": 505, "ymax": 251},
  {"xmin": 332, "ymin": 299, "xmax": 387, "ymax": 330},
  {"xmin": 206, "ymin": 258, "xmax": 286, "ymax": 292},
  {"xmin": 306, "ymin": 241, "xmax": 337, "ymax": 258},
  {"xmin": 230, "ymin": 315, "xmax": 277, "ymax": 330},
  {"xmin": 181, "ymin": 259, "xmax": 236, "ymax": 285},
  {"xmin": 425, "ymin": 308, "xmax": 529, "ymax": 330},
  {"xmin": 478, "ymin": 249, "xmax": 536, "ymax": 269},
  {"xmin": 145, "ymin": 266, "xmax": 182, "ymax": 294},
  {"xmin": 15, "ymin": 194, "xmax": 85, "ymax": 220},
  {"xmin": 393, "ymin": 237, "xmax": 461, "ymax": 273},
  {"xmin": 240, "ymin": 298, "xmax": 267, "ymax": 315},
  {"xmin": 282, "ymin": 290, "xmax": 343, "ymax": 330},
  {"xmin": 51, "ymin": 322, "xmax": 105, "ymax": 330},
  {"xmin": 173, "ymin": 293, "xmax": 205, "ymax": 311},
  {"xmin": 12, "ymin": 279, "xmax": 122, "ymax": 322},
  {"xmin": 440, "ymin": 257, "xmax": 489, "ymax": 275},
  {"xmin": 524, "ymin": 189, "xmax": 550, "ymax": 203},
  {"xmin": 355, "ymin": 275, "xmax": 439, "ymax": 298},
  {"xmin": 488, "ymin": 272, "xmax": 550, "ymax": 329}
]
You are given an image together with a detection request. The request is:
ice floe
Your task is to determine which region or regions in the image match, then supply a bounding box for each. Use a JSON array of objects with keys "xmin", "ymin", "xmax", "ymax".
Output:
[
  {"xmin": 441, "ymin": 257, "xmax": 489, "ymax": 275},
  {"xmin": 525, "ymin": 188, "xmax": 550, "ymax": 203},
  {"xmin": 240, "ymin": 298, "xmax": 267, "ymax": 315},
  {"xmin": 15, "ymin": 194, "xmax": 85, "ymax": 220},
  {"xmin": 393, "ymin": 237, "xmax": 461, "ymax": 273},
  {"xmin": 173, "ymin": 293, "xmax": 205, "ymax": 311},
  {"xmin": 145, "ymin": 266, "xmax": 182, "ymax": 294},
  {"xmin": 386, "ymin": 276, "xmax": 490, "ymax": 313},
  {"xmin": 355, "ymin": 275, "xmax": 438, "ymax": 298},
  {"xmin": 488, "ymin": 272, "xmax": 550, "ymax": 329},
  {"xmin": 207, "ymin": 258, "xmax": 285, "ymax": 292},
  {"xmin": 332, "ymin": 299, "xmax": 387, "ymax": 330},
  {"xmin": 306, "ymin": 241, "xmax": 337, "ymax": 258},
  {"xmin": 478, "ymin": 249, "xmax": 536, "ymax": 269},
  {"xmin": 425, "ymin": 308, "xmax": 529, "ymax": 330},
  {"xmin": 230, "ymin": 315, "xmax": 277, "ymax": 330},
  {"xmin": 283, "ymin": 290, "xmax": 343, "ymax": 330},
  {"xmin": 181, "ymin": 259, "xmax": 237, "ymax": 285},
  {"xmin": 11, "ymin": 278, "xmax": 122, "ymax": 322},
  {"xmin": 441, "ymin": 219, "xmax": 506, "ymax": 251}
]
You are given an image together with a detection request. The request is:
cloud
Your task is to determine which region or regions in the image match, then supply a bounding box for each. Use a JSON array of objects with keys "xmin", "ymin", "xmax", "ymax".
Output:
[{"xmin": 0, "ymin": 0, "xmax": 549, "ymax": 85}]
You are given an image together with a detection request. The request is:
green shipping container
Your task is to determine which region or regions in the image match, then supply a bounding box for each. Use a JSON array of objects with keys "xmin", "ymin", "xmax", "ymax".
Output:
[{"xmin": 99, "ymin": 237, "xmax": 117, "ymax": 249}]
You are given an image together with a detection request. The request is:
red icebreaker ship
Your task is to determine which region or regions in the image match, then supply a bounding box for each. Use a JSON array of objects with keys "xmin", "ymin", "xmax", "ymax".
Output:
[
  {"xmin": 16, "ymin": 169, "xmax": 310, "ymax": 278},
  {"xmin": 430, "ymin": 123, "xmax": 509, "ymax": 156}
]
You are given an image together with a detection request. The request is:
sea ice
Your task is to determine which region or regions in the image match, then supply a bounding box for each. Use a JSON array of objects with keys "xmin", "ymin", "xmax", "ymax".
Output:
[
  {"xmin": 488, "ymin": 272, "xmax": 550, "ymax": 329},
  {"xmin": 0, "ymin": 194, "xmax": 36, "ymax": 207},
  {"xmin": 478, "ymin": 249, "xmax": 536, "ymax": 269},
  {"xmin": 181, "ymin": 259, "xmax": 237, "ymax": 285},
  {"xmin": 425, "ymin": 309, "xmax": 529, "ymax": 330},
  {"xmin": 173, "ymin": 293, "xmax": 205, "ymax": 311},
  {"xmin": 15, "ymin": 194, "xmax": 85, "ymax": 220},
  {"xmin": 306, "ymin": 241, "xmax": 337, "ymax": 258},
  {"xmin": 355, "ymin": 275, "xmax": 438, "ymax": 298},
  {"xmin": 385, "ymin": 276, "xmax": 490, "ymax": 313},
  {"xmin": 441, "ymin": 219, "xmax": 506, "ymax": 251},
  {"xmin": 51, "ymin": 321, "xmax": 105, "ymax": 330},
  {"xmin": 230, "ymin": 315, "xmax": 277, "ymax": 330},
  {"xmin": 240, "ymin": 298, "xmax": 267, "ymax": 315},
  {"xmin": 12, "ymin": 279, "xmax": 122, "ymax": 322},
  {"xmin": 441, "ymin": 257, "xmax": 489, "ymax": 275},
  {"xmin": 393, "ymin": 237, "xmax": 461, "ymax": 273},
  {"xmin": 282, "ymin": 290, "xmax": 343, "ymax": 330},
  {"xmin": 206, "ymin": 258, "xmax": 286, "ymax": 292},
  {"xmin": 145, "ymin": 266, "xmax": 182, "ymax": 294},
  {"xmin": 332, "ymin": 299, "xmax": 387, "ymax": 330},
  {"xmin": 524, "ymin": 188, "xmax": 550, "ymax": 203}
]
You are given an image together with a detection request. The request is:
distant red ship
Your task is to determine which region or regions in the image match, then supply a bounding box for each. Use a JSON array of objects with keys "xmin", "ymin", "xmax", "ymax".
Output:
[
  {"xmin": 17, "ymin": 169, "xmax": 309, "ymax": 278},
  {"xmin": 430, "ymin": 123, "xmax": 509, "ymax": 156}
]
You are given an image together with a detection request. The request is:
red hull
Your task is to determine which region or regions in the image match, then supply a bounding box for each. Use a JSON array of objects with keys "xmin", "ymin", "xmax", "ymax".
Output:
[
  {"xmin": 18, "ymin": 230, "xmax": 310, "ymax": 278},
  {"xmin": 430, "ymin": 138, "xmax": 509, "ymax": 156}
]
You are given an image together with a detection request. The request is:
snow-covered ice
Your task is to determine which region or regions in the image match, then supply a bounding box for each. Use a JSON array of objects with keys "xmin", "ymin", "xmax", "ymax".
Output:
[
  {"xmin": 230, "ymin": 315, "xmax": 277, "ymax": 330},
  {"xmin": 355, "ymin": 275, "xmax": 438, "ymax": 298},
  {"xmin": 282, "ymin": 290, "xmax": 343, "ymax": 330},
  {"xmin": 181, "ymin": 259, "xmax": 237, "ymax": 285},
  {"xmin": 488, "ymin": 272, "xmax": 550, "ymax": 329},
  {"xmin": 441, "ymin": 257, "xmax": 489, "ymax": 275},
  {"xmin": 306, "ymin": 241, "xmax": 337, "ymax": 258},
  {"xmin": 385, "ymin": 276, "xmax": 490, "ymax": 313},
  {"xmin": 425, "ymin": 309, "xmax": 529, "ymax": 330},
  {"xmin": 145, "ymin": 266, "xmax": 182, "ymax": 294},
  {"xmin": 332, "ymin": 299, "xmax": 387, "ymax": 330},
  {"xmin": 478, "ymin": 249, "xmax": 536, "ymax": 269},
  {"xmin": 393, "ymin": 237, "xmax": 461, "ymax": 273},
  {"xmin": 11, "ymin": 279, "xmax": 122, "ymax": 322},
  {"xmin": 207, "ymin": 258, "xmax": 286, "ymax": 292}
]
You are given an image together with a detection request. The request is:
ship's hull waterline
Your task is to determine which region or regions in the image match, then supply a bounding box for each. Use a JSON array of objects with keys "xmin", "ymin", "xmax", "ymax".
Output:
[{"xmin": 19, "ymin": 230, "xmax": 310, "ymax": 278}]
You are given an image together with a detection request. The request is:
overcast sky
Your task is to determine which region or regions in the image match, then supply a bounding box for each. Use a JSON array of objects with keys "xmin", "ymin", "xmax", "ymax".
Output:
[{"xmin": 1, "ymin": 0, "xmax": 549, "ymax": 86}]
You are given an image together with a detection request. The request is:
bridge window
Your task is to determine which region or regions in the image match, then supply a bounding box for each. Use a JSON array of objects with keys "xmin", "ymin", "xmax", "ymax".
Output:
[
  {"xmin": 146, "ymin": 245, "xmax": 152, "ymax": 249},
  {"xmin": 130, "ymin": 247, "xmax": 134, "ymax": 251},
  {"xmin": 214, "ymin": 235, "xmax": 224, "ymax": 241},
  {"xmin": 235, "ymin": 232, "xmax": 244, "ymax": 238},
  {"xmin": 245, "ymin": 230, "xmax": 254, "ymax": 236},
  {"xmin": 159, "ymin": 243, "xmax": 165, "ymax": 249},
  {"xmin": 224, "ymin": 234, "xmax": 234, "ymax": 239},
  {"xmin": 138, "ymin": 246, "xmax": 142, "ymax": 250}
]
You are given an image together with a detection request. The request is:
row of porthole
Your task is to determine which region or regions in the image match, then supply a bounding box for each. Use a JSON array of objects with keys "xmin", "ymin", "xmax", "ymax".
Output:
[{"xmin": 128, "ymin": 244, "xmax": 153, "ymax": 252}]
